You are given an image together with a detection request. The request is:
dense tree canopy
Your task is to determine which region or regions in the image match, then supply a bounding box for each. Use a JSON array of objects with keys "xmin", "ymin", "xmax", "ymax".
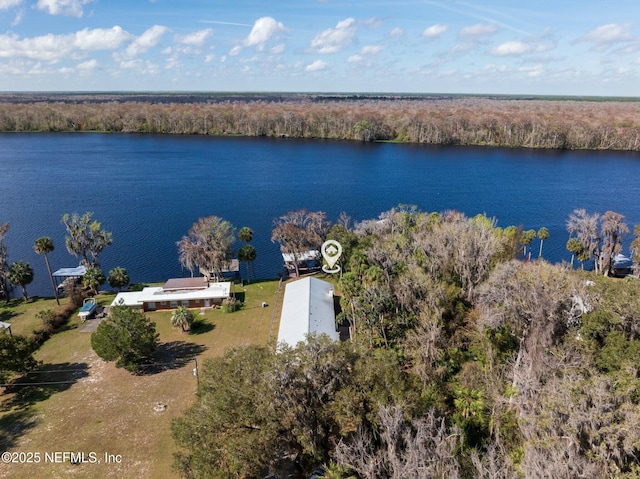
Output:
[
  {"xmin": 174, "ymin": 205, "xmax": 640, "ymax": 479},
  {"xmin": 2, "ymin": 96, "xmax": 640, "ymax": 151},
  {"xmin": 0, "ymin": 334, "xmax": 39, "ymax": 384},
  {"xmin": 91, "ymin": 305, "xmax": 158, "ymax": 373}
]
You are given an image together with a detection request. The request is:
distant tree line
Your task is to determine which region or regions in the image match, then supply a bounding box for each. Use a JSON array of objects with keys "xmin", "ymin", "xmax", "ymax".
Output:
[{"xmin": 1, "ymin": 96, "xmax": 640, "ymax": 150}]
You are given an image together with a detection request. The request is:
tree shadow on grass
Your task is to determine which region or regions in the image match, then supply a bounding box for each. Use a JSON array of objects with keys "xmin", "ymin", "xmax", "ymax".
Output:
[
  {"xmin": 0, "ymin": 308, "xmax": 17, "ymax": 323},
  {"xmin": 0, "ymin": 408, "xmax": 39, "ymax": 451},
  {"xmin": 137, "ymin": 341, "xmax": 207, "ymax": 375},
  {"xmin": 0, "ymin": 362, "xmax": 89, "ymax": 450},
  {"xmin": 190, "ymin": 319, "xmax": 215, "ymax": 335}
]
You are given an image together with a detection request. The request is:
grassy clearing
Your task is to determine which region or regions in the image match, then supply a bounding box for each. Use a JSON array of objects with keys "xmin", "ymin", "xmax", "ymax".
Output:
[{"xmin": 0, "ymin": 278, "xmax": 284, "ymax": 479}]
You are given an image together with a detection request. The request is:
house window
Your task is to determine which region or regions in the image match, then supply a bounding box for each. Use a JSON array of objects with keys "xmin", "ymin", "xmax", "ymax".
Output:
[
  {"xmin": 181, "ymin": 300, "xmax": 189, "ymax": 307},
  {"xmin": 170, "ymin": 301, "xmax": 178, "ymax": 307},
  {"xmin": 147, "ymin": 302, "xmax": 156, "ymax": 311},
  {"xmin": 160, "ymin": 301, "xmax": 167, "ymax": 306}
]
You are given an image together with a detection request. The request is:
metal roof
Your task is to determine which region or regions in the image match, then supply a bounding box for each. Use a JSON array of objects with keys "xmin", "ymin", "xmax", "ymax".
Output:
[
  {"xmin": 52, "ymin": 265, "xmax": 87, "ymax": 277},
  {"xmin": 277, "ymin": 276, "xmax": 338, "ymax": 348}
]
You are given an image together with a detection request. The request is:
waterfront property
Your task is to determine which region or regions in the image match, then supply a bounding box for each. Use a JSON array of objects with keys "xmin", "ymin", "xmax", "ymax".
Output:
[
  {"xmin": 111, "ymin": 278, "xmax": 231, "ymax": 311},
  {"xmin": 277, "ymin": 276, "xmax": 339, "ymax": 348}
]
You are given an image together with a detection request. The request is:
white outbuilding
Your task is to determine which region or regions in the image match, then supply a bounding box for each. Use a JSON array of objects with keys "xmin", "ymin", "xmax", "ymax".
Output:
[{"xmin": 277, "ymin": 276, "xmax": 339, "ymax": 348}]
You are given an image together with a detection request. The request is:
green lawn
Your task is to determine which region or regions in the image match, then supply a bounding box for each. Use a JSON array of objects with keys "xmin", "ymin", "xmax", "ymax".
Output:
[{"xmin": 0, "ymin": 278, "xmax": 284, "ymax": 479}]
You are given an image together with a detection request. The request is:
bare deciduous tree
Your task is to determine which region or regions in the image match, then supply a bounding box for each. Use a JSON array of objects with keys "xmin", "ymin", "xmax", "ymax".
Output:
[
  {"xmin": 271, "ymin": 209, "xmax": 330, "ymax": 276},
  {"xmin": 177, "ymin": 216, "xmax": 236, "ymax": 280},
  {"xmin": 61, "ymin": 212, "xmax": 113, "ymax": 267},
  {"xmin": 335, "ymin": 406, "xmax": 462, "ymax": 479},
  {"xmin": 566, "ymin": 208, "xmax": 600, "ymax": 272}
]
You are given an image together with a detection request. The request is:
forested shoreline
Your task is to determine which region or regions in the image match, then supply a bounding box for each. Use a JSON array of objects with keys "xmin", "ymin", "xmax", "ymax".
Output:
[{"xmin": 1, "ymin": 93, "xmax": 640, "ymax": 150}]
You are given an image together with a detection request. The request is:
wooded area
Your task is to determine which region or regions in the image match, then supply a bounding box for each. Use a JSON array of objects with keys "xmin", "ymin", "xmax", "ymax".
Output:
[
  {"xmin": 172, "ymin": 207, "xmax": 640, "ymax": 479},
  {"xmin": 1, "ymin": 93, "xmax": 640, "ymax": 150}
]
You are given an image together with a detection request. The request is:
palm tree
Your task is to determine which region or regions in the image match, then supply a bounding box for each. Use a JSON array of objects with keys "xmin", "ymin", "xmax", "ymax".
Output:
[
  {"xmin": 238, "ymin": 226, "xmax": 253, "ymax": 243},
  {"xmin": 34, "ymin": 236, "xmax": 59, "ymax": 305},
  {"xmin": 521, "ymin": 229, "xmax": 536, "ymax": 260},
  {"xmin": 537, "ymin": 227, "xmax": 549, "ymax": 259},
  {"xmin": 566, "ymin": 237, "xmax": 584, "ymax": 269},
  {"xmin": 107, "ymin": 266, "xmax": 130, "ymax": 292},
  {"xmin": 238, "ymin": 226, "xmax": 256, "ymax": 282},
  {"xmin": 82, "ymin": 266, "xmax": 105, "ymax": 296},
  {"xmin": 170, "ymin": 306, "xmax": 194, "ymax": 333},
  {"xmin": 8, "ymin": 261, "xmax": 34, "ymax": 301},
  {"xmin": 238, "ymin": 244, "xmax": 257, "ymax": 284}
]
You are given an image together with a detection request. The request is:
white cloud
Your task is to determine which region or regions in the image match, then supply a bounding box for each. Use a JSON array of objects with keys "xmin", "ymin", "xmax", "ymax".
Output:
[
  {"xmin": 349, "ymin": 44, "xmax": 384, "ymax": 63},
  {"xmin": 0, "ymin": 0, "xmax": 22, "ymax": 9},
  {"xmin": 0, "ymin": 34, "xmax": 71, "ymax": 62},
  {"xmin": 75, "ymin": 26, "xmax": 132, "ymax": 51},
  {"xmin": 125, "ymin": 25, "xmax": 169, "ymax": 58},
  {"xmin": 229, "ymin": 16, "xmax": 287, "ymax": 56},
  {"xmin": 119, "ymin": 58, "xmax": 160, "ymax": 75},
  {"xmin": 36, "ymin": 0, "xmax": 94, "ymax": 18},
  {"xmin": 423, "ymin": 24, "xmax": 448, "ymax": 40},
  {"xmin": 306, "ymin": 59, "xmax": 328, "ymax": 71},
  {"xmin": 518, "ymin": 64, "xmax": 544, "ymax": 77},
  {"xmin": 175, "ymin": 29, "xmax": 213, "ymax": 47},
  {"xmin": 76, "ymin": 58, "xmax": 97, "ymax": 71},
  {"xmin": 245, "ymin": 17, "xmax": 286, "ymax": 49},
  {"xmin": 0, "ymin": 27, "xmax": 134, "ymax": 62},
  {"xmin": 580, "ymin": 23, "xmax": 633, "ymax": 44},
  {"xmin": 363, "ymin": 17, "xmax": 383, "ymax": 29},
  {"xmin": 459, "ymin": 23, "xmax": 499, "ymax": 38},
  {"xmin": 389, "ymin": 27, "xmax": 404, "ymax": 38},
  {"xmin": 310, "ymin": 18, "xmax": 357, "ymax": 54},
  {"xmin": 577, "ymin": 23, "xmax": 635, "ymax": 51},
  {"xmin": 490, "ymin": 41, "xmax": 531, "ymax": 56}
]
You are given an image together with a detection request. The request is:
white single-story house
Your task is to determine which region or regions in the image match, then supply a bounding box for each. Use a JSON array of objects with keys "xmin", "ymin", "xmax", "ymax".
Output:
[
  {"xmin": 112, "ymin": 277, "xmax": 231, "ymax": 312},
  {"xmin": 277, "ymin": 276, "xmax": 339, "ymax": 348}
]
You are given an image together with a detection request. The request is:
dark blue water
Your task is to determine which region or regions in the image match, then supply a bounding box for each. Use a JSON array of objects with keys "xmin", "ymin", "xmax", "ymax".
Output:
[{"xmin": 1, "ymin": 133, "xmax": 639, "ymax": 298}]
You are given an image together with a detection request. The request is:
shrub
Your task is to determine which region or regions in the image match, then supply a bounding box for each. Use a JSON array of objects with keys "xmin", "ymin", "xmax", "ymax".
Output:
[{"xmin": 221, "ymin": 297, "xmax": 242, "ymax": 313}]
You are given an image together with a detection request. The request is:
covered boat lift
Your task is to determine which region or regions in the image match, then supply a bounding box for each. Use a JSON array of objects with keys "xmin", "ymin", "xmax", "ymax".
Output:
[{"xmin": 52, "ymin": 265, "xmax": 87, "ymax": 292}]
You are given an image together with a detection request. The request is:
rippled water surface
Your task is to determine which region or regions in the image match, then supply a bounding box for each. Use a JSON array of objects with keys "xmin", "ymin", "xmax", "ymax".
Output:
[{"xmin": 1, "ymin": 133, "xmax": 639, "ymax": 297}]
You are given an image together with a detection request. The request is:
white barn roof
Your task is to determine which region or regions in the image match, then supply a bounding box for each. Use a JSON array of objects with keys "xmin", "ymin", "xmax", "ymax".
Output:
[{"xmin": 277, "ymin": 276, "xmax": 339, "ymax": 348}]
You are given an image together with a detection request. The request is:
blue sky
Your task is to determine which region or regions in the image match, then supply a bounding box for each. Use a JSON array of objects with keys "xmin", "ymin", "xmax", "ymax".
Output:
[{"xmin": 0, "ymin": 0, "xmax": 639, "ymax": 95}]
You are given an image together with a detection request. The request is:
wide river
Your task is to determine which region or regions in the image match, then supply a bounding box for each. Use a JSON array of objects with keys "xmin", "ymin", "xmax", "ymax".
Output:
[{"xmin": 1, "ymin": 133, "xmax": 639, "ymax": 298}]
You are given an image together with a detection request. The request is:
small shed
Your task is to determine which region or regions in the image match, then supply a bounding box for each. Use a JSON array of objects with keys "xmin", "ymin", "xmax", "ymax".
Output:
[{"xmin": 277, "ymin": 276, "xmax": 339, "ymax": 348}]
